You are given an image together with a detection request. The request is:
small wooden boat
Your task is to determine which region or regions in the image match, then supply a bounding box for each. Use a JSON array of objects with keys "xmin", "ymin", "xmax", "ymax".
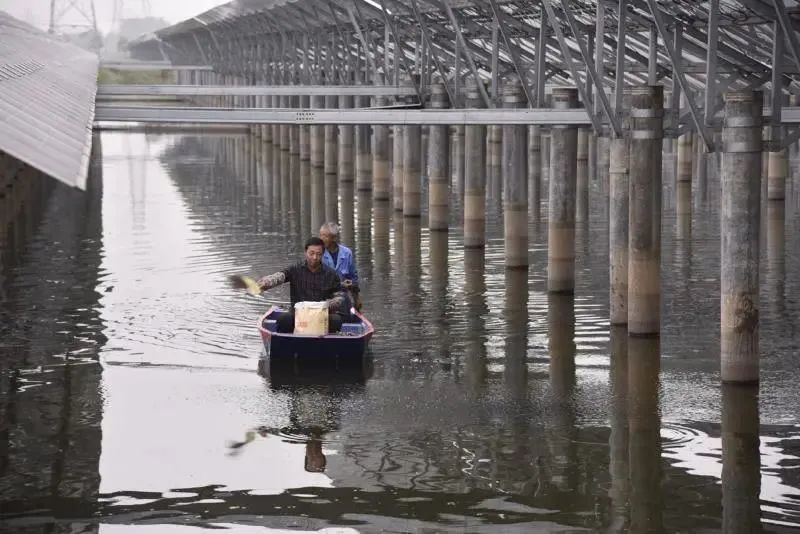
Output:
[{"xmin": 258, "ymin": 306, "xmax": 374, "ymax": 361}]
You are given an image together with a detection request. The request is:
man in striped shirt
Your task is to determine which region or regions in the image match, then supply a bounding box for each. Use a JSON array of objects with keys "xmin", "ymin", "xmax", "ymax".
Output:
[{"xmin": 257, "ymin": 237, "xmax": 347, "ymax": 333}]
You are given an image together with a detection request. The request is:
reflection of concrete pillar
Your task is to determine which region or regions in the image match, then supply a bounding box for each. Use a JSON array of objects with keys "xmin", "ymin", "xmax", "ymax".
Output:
[
  {"xmin": 392, "ymin": 126, "xmax": 404, "ymax": 212},
  {"xmin": 504, "ymin": 269, "xmax": 528, "ymax": 400},
  {"xmin": 403, "ymin": 121, "xmax": 422, "ymax": 217},
  {"xmin": 628, "ymin": 336, "xmax": 662, "ymax": 533},
  {"xmin": 464, "ymin": 81, "xmax": 487, "ymax": 248},
  {"xmin": 576, "ymin": 128, "xmax": 589, "ymax": 223},
  {"xmin": 548, "ymin": 293, "xmax": 575, "ymax": 397},
  {"xmin": 428, "ymin": 83, "xmax": 450, "ymax": 231},
  {"xmin": 548, "ymin": 88, "xmax": 579, "ymax": 292},
  {"xmin": 608, "ymin": 327, "xmax": 629, "ymax": 530},
  {"xmin": 628, "ymin": 86, "xmax": 663, "ymax": 335},
  {"xmin": 502, "ymin": 78, "xmax": 528, "ymax": 268},
  {"xmin": 324, "ymin": 95, "xmax": 339, "ymax": 222},
  {"xmin": 464, "ymin": 248, "xmax": 487, "ymax": 396},
  {"xmin": 721, "ymin": 384, "xmax": 761, "ymax": 533},
  {"xmin": 528, "ymin": 126, "xmax": 542, "ymax": 220},
  {"xmin": 610, "ymin": 131, "xmax": 630, "ymax": 325},
  {"xmin": 767, "ymin": 200, "xmax": 785, "ymax": 307},
  {"xmin": 721, "ymin": 90, "xmax": 762, "ymax": 383}
]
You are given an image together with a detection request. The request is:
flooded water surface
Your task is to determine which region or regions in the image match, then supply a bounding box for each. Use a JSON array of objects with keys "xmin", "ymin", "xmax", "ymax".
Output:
[{"xmin": 1, "ymin": 131, "xmax": 799, "ymax": 533}]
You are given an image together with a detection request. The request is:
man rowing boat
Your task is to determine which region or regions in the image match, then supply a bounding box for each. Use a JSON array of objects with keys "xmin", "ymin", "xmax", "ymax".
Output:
[{"xmin": 256, "ymin": 237, "xmax": 347, "ymax": 333}]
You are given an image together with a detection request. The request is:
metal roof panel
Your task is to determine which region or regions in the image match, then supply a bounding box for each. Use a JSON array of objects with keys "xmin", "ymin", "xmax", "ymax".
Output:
[{"xmin": 0, "ymin": 11, "xmax": 97, "ymax": 190}]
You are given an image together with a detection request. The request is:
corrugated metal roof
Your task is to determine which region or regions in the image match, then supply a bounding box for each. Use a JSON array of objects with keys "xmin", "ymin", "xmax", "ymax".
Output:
[{"xmin": 0, "ymin": 11, "xmax": 98, "ymax": 190}]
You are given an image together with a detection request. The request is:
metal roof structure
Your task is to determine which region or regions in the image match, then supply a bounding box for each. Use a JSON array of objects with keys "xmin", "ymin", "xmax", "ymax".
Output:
[
  {"xmin": 127, "ymin": 0, "xmax": 800, "ymax": 149},
  {"xmin": 0, "ymin": 11, "xmax": 98, "ymax": 190}
]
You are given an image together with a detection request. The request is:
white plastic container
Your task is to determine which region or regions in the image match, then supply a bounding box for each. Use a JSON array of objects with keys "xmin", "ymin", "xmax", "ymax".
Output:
[{"xmin": 293, "ymin": 301, "xmax": 329, "ymax": 335}]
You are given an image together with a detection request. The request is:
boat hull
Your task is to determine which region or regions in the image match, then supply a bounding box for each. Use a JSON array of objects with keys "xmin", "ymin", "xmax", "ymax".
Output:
[{"xmin": 258, "ymin": 306, "xmax": 373, "ymax": 361}]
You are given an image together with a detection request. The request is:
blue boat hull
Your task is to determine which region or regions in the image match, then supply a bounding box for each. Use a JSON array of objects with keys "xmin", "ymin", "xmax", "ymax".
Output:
[{"xmin": 258, "ymin": 306, "xmax": 373, "ymax": 361}]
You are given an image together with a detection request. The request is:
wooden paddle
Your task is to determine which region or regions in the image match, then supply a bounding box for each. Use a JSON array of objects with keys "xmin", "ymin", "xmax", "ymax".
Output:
[{"xmin": 228, "ymin": 274, "xmax": 262, "ymax": 296}]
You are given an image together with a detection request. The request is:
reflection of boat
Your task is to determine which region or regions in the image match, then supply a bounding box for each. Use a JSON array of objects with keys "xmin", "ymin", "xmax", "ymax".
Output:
[{"xmin": 258, "ymin": 306, "xmax": 374, "ymax": 361}]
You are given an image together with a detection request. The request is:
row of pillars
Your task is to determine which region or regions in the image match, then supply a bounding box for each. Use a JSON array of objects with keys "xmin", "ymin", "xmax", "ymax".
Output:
[{"xmin": 183, "ymin": 66, "xmax": 785, "ymax": 385}]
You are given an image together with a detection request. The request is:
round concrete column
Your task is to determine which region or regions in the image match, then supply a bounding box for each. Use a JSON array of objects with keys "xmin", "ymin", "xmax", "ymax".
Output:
[
  {"xmin": 324, "ymin": 94, "xmax": 339, "ymax": 222},
  {"xmin": 528, "ymin": 126, "xmax": 542, "ymax": 220},
  {"xmin": 464, "ymin": 81, "xmax": 487, "ymax": 248},
  {"xmin": 576, "ymin": 128, "xmax": 589, "ymax": 223},
  {"xmin": 310, "ymin": 94, "xmax": 325, "ymax": 234},
  {"xmin": 767, "ymin": 148, "xmax": 787, "ymax": 201},
  {"xmin": 393, "ymin": 125, "xmax": 404, "ymax": 211},
  {"xmin": 609, "ymin": 127, "xmax": 630, "ymax": 325},
  {"xmin": 627, "ymin": 86, "xmax": 663, "ymax": 335},
  {"xmin": 548, "ymin": 88, "xmax": 579, "ymax": 292},
  {"xmin": 373, "ymin": 92, "xmax": 391, "ymax": 201},
  {"xmin": 721, "ymin": 89, "xmax": 763, "ymax": 383},
  {"xmin": 502, "ymin": 78, "xmax": 528, "ymax": 268},
  {"xmin": 403, "ymin": 120, "xmax": 422, "ymax": 217},
  {"xmin": 428, "ymin": 82, "xmax": 450, "ymax": 231}
]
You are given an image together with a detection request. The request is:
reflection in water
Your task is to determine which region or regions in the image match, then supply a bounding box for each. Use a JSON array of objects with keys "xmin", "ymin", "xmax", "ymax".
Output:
[
  {"xmin": 609, "ymin": 326, "xmax": 630, "ymax": 532},
  {"xmin": 628, "ymin": 336, "xmax": 663, "ymax": 533},
  {"xmin": 463, "ymin": 248, "xmax": 487, "ymax": 395},
  {"xmin": 0, "ymin": 137, "xmax": 105, "ymax": 533},
  {"xmin": 722, "ymin": 384, "xmax": 762, "ymax": 533},
  {"xmin": 504, "ymin": 269, "xmax": 528, "ymax": 400}
]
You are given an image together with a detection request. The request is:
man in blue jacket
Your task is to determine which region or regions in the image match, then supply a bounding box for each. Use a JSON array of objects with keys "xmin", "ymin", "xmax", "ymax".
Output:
[{"xmin": 319, "ymin": 222, "xmax": 361, "ymax": 311}]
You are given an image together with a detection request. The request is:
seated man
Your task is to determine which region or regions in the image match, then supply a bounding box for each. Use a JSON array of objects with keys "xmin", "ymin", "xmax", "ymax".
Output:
[
  {"xmin": 319, "ymin": 222, "xmax": 361, "ymax": 311},
  {"xmin": 257, "ymin": 237, "xmax": 347, "ymax": 333}
]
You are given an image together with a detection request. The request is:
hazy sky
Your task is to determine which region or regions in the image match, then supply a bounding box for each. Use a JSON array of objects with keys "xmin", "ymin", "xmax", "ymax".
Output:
[{"xmin": 2, "ymin": 0, "xmax": 229, "ymax": 34}]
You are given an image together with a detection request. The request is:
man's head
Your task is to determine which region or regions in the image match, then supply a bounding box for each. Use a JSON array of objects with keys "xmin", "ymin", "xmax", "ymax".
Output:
[
  {"xmin": 304, "ymin": 237, "xmax": 325, "ymax": 269},
  {"xmin": 319, "ymin": 222, "xmax": 340, "ymax": 250}
]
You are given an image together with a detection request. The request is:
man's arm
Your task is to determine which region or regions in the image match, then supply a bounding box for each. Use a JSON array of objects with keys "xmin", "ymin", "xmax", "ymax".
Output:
[
  {"xmin": 257, "ymin": 268, "xmax": 290, "ymax": 291},
  {"xmin": 325, "ymin": 274, "xmax": 347, "ymax": 312}
]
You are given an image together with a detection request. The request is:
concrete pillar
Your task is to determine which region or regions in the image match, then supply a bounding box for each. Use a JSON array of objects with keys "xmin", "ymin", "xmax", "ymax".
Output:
[
  {"xmin": 767, "ymin": 148, "xmax": 787, "ymax": 201},
  {"xmin": 695, "ymin": 138, "xmax": 708, "ymax": 207},
  {"xmin": 464, "ymin": 81, "xmax": 487, "ymax": 248},
  {"xmin": 676, "ymin": 131, "xmax": 693, "ymax": 237},
  {"xmin": 576, "ymin": 128, "xmax": 589, "ymax": 223},
  {"xmin": 299, "ymin": 96, "xmax": 312, "ymax": 236},
  {"xmin": 356, "ymin": 94, "xmax": 372, "ymax": 192},
  {"xmin": 528, "ymin": 126, "xmax": 542, "ymax": 220},
  {"xmin": 502, "ymin": 78, "xmax": 528, "ymax": 268},
  {"xmin": 279, "ymin": 95, "xmax": 291, "ymax": 214},
  {"xmin": 596, "ymin": 131, "xmax": 611, "ymax": 199},
  {"xmin": 608, "ymin": 326, "xmax": 629, "ymax": 526},
  {"xmin": 338, "ymin": 94, "xmax": 355, "ymax": 193},
  {"xmin": 324, "ymin": 95, "xmax": 339, "ymax": 222},
  {"xmin": 627, "ymin": 336, "xmax": 663, "ymax": 532},
  {"xmin": 548, "ymin": 88, "xmax": 579, "ymax": 292},
  {"xmin": 542, "ymin": 131, "xmax": 551, "ymax": 188},
  {"xmin": 610, "ymin": 131, "xmax": 630, "ymax": 325},
  {"xmin": 487, "ymin": 125, "xmax": 502, "ymax": 203},
  {"xmin": 373, "ymin": 96, "xmax": 390, "ymax": 201},
  {"xmin": 393, "ymin": 125, "xmax": 404, "ymax": 211},
  {"xmin": 428, "ymin": 83, "xmax": 450, "ymax": 231},
  {"xmin": 721, "ymin": 89, "xmax": 763, "ymax": 383},
  {"xmin": 628, "ymin": 85, "xmax": 663, "ymax": 335},
  {"xmin": 310, "ymin": 94, "xmax": 325, "ymax": 234},
  {"xmin": 271, "ymin": 95, "xmax": 281, "ymax": 217},
  {"xmin": 403, "ymin": 120, "xmax": 422, "ymax": 217},
  {"xmin": 454, "ymin": 125, "xmax": 466, "ymax": 200},
  {"xmin": 289, "ymin": 96, "xmax": 300, "ymax": 221},
  {"xmin": 721, "ymin": 384, "xmax": 761, "ymax": 533}
]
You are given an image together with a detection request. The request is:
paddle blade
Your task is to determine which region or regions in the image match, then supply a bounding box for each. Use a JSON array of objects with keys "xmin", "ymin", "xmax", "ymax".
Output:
[{"xmin": 228, "ymin": 275, "xmax": 262, "ymax": 296}]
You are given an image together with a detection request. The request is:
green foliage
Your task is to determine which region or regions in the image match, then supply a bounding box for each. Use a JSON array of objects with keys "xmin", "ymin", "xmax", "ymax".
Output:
[{"xmin": 97, "ymin": 68, "xmax": 176, "ymax": 85}]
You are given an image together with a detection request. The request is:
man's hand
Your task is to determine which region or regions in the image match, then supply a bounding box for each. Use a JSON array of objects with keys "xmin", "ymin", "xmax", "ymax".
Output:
[
  {"xmin": 257, "ymin": 276, "xmax": 271, "ymax": 289},
  {"xmin": 342, "ymin": 279, "xmax": 353, "ymax": 288}
]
